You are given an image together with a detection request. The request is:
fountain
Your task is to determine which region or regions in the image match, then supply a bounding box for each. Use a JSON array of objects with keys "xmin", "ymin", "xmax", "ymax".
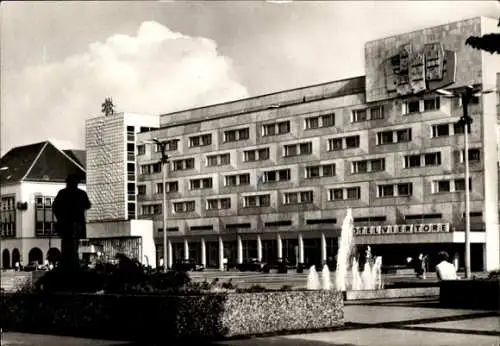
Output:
[
  {"xmin": 307, "ymin": 265, "xmax": 320, "ymax": 290},
  {"xmin": 335, "ymin": 209, "xmax": 383, "ymax": 291},
  {"xmin": 322, "ymin": 264, "xmax": 332, "ymax": 290}
]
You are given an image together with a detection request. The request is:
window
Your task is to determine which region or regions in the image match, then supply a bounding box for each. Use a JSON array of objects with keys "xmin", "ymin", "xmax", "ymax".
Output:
[
  {"xmin": 137, "ymin": 185, "xmax": 146, "ymax": 196},
  {"xmin": 397, "ymin": 183, "xmax": 413, "ymax": 196},
  {"xmin": 329, "ymin": 187, "xmax": 361, "ymax": 201},
  {"xmin": 264, "ymin": 221, "xmax": 292, "ymax": 228},
  {"xmin": 172, "ymin": 158, "xmax": 195, "ymax": 171},
  {"xmin": 34, "ymin": 196, "xmax": 55, "ymax": 237},
  {"xmin": 460, "ymin": 149, "xmax": 481, "ymax": 163},
  {"xmin": 321, "ymin": 114, "xmax": 335, "ymax": 127},
  {"xmin": 345, "ymin": 135, "xmax": 360, "ymax": 149},
  {"xmin": 328, "ymin": 138, "xmax": 343, "ymax": 151},
  {"xmin": 377, "ymin": 131, "xmax": 393, "ymax": 145},
  {"xmin": 189, "ymin": 134, "xmax": 212, "ymax": 147},
  {"xmin": 432, "ymin": 124, "xmax": 450, "ymax": 137},
  {"xmin": 283, "ymin": 142, "xmax": 312, "ymax": 157},
  {"xmin": 283, "ymin": 191, "xmax": 313, "ymax": 205},
  {"xmin": 262, "ymin": 121, "xmax": 290, "ymax": 136},
  {"xmin": 424, "ymin": 97, "xmax": 440, "ymax": 111},
  {"xmin": 207, "ymin": 153, "xmax": 231, "ymax": 166},
  {"xmin": 370, "ymin": 106, "xmax": 384, "ymax": 120},
  {"xmin": 137, "ymin": 145, "xmax": 145, "ymax": 155},
  {"xmin": 436, "ymin": 180, "xmax": 451, "ymax": 193},
  {"xmin": 377, "ymin": 183, "xmax": 413, "ymax": 197},
  {"xmin": 404, "ymin": 155, "xmax": 421, "ymax": 168},
  {"xmin": 224, "ymin": 173, "xmax": 251, "ymax": 187},
  {"xmin": 151, "ymin": 163, "xmax": 161, "ymax": 173},
  {"xmin": 141, "ymin": 204, "xmax": 162, "ymax": 215},
  {"xmin": 305, "ymin": 164, "xmax": 336, "ymax": 179},
  {"xmin": 305, "ymin": 117, "xmax": 319, "ymax": 129},
  {"xmin": 156, "ymin": 139, "xmax": 179, "ymax": 152},
  {"xmin": 453, "ymin": 122, "xmax": 472, "ymax": 134},
  {"xmin": 424, "ymin": 152, "xmax": 441, "ymax": 166},
  {"xmin": 1, "ymin": 196, "xmax": 16, "ymax": 238},
  {"xmin": 243, "ymin": 194, "xmax": 271, "ymax": 207},
  {"xmin": 224, "ymin": 128, "xmax": 249, "ymax": 142},
  {"xmin": 404, "ymin": 152, "xmax": 441, "ymax": 168},
  {"xmin": 262, "ymin": 169, "xmax": 291, "ymax": 183},
  {"xmin": 397, "ymin": 129, "xmax": 412, "ymax": 142},
  {"xmin": 190, "ymin": 178, "xmax": 213, "ymax": 190},
  {"xmin": 352, "ymin": 109, "xmax": 367, "ymax": 122},
  {"xmin": 346, "ymin": 187, "xmax": 361, "ymax": 200},
  {"xmin": 402, "ymin": 100, "xmax": 420, "ymax": 115},
  {"xmin": 243, "ymin": 148, "xmax": 270, "ymax": 162},
  {"xmin": 305, "ymin": 114, "xmax": 335, "ymax": 129},
  {"xmin": 140, "ymin": 165, "xmax": 151, "ymax": 174},
  {"xmin": 454, "ymin": 178, "xmax": 472, "ymax": 191},
  {"xmin": 352, "ymin": 159, "xmax": 385, "ymax": 174},
  {"xmin": 206, "ymin": 198, "xmax": 231, "ymax": 210},
  {"xmin": 173, "ymin": 201, "xmax": 195, "ymax": 213}
]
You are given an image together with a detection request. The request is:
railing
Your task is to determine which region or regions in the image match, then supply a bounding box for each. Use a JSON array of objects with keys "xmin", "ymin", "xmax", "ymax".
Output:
[{"xmin": 127, "ymin": 153, "xmax": 135, "ymax": 161}]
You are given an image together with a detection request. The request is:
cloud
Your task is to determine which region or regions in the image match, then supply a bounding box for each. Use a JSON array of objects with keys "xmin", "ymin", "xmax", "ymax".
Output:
[{"xmin": 2, "ymin": 21, "xmax": 248, "ymax": 152}]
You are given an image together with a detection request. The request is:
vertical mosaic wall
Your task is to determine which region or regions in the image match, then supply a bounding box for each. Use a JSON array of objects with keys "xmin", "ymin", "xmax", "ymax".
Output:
[{"xmin": 85, "ymin": 116, "xmax": 126, "ymax": 222}]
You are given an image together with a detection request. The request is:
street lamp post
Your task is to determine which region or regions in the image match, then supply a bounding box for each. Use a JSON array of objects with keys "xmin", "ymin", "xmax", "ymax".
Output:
[
  {"xmin": 143, "ymin": 139, "xmax": 169, "ymax": 272},
  {"xmin": 155, "ymin": 140, "xmax": 170, "ymax": 273},
  {"xmin": 459, "ymin": 87, "xmax": 473, "ymax": 279}
]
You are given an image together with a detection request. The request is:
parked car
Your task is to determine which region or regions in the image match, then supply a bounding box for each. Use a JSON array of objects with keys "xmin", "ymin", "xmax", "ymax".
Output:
[
  {"xmin": 237, "ymin": 259, "xmax": 266, "ymax": 272},
  {"xmin": 172, "ymin": 259, "xmax": 205, "ymax": 272}
]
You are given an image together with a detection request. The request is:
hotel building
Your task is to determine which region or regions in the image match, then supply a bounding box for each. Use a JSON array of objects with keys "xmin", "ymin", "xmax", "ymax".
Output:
[{"xmin": 89, "ymin": 17, "xmax": 500, "ymax": 271}]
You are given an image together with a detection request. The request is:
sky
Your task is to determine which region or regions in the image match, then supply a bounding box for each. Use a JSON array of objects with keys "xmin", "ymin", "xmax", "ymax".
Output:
[{"xmin": 1, "ymin": 1, "xmax": 499, "ymax": 155}]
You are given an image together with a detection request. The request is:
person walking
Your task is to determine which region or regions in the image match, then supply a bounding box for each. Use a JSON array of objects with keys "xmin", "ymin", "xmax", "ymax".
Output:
[{"xmin": 52, "ymin": 173, "xmax": 91, "ymax": 274}]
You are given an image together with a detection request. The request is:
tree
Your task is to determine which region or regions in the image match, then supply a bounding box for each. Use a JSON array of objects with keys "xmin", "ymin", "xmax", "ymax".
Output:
[
  {"xmin": 101, "ymin": 98, "xmax": 115, "ymax": 116},
  {"xmin": 465, "ymin": 5, "xmax": 500, "ymax": 54}
]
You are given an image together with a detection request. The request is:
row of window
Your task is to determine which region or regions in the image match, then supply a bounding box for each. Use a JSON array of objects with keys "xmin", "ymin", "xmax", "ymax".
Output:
[
  {"xmin": 138, "ymin": 124, "xmax": 474, "ymax": 173},
  {"xmin": 139, "ymin": 149, "xmax": 480, "ymax": 193},
  {"xmin": 140, "ymin": 179, "xmax": 474, "ymax": 215},
  {"xmin": 138, "ymin": 95, "xmax": 480, "ymax": 155}
]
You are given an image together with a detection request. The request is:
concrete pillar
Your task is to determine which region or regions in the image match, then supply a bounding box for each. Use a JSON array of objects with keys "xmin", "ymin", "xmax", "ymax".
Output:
[
  {"xmin": 321, "ymin": 232, "xmax": 327, "ymax": 264},
  {"xmin": 167, "ymin": 240, "xmax": 173, "ymax": 268},
  {"xmin": 183, "ymin": 239, "xmax": 189, "ymax": 260},
  {"xmin": 298, "ymin": 233, "xmax": 304, "ymax": 264},
  {"xmin": 257, "ymin": 235, "xmax": 262, "ymax": 262},
  {"xmin": 201, "ymin": 237, "xmax": 206, "ymax": 268},
  {"xmin": 237, "ymin": 235, "xmax": 243, "ymax": 264},
  {"xmin": 277, "ymin": 233, "xmax": 283, "ymax": 259},
  {"xmin": 218, "ymin": 236, "xmax": 224, "ymax": 271}
]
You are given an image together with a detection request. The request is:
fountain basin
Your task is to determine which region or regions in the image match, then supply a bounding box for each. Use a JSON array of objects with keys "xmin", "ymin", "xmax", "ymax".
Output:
[
  {"xmin": 345, "ymin": 287, "xmax": 439, "ymax": 301},
  {"xmin": 0, "ymin": 289, "xmax": 344, "ymax": 340}
]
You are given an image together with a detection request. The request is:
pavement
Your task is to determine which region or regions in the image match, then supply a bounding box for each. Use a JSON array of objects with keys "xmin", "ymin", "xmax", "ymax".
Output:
[{"xmin": 2, "ymin": 297, "xmax": 499, "ymax": 346}]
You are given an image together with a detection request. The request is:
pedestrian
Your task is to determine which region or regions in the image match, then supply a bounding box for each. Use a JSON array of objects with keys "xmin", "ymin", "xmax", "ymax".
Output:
[{"xmin": 52, "ymin": 173, "xmax": 91, "ymax": 275}]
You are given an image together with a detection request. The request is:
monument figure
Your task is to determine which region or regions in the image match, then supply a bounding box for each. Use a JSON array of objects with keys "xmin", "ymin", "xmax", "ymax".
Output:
[{"xmin": 52, "ymin": 173, "xmax": 91, "ymax": 273}]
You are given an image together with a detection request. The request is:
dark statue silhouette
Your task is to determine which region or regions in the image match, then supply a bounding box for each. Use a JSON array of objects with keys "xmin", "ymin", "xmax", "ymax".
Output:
[{"xmin": 52, "ymin": 173, "xmax": 91, "ymax": 273}]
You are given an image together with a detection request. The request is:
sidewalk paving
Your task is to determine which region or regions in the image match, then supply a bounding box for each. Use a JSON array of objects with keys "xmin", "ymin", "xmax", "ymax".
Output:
[{"xmin": 2, "ymin": 298, "xmax": 499, "ymax": 346}]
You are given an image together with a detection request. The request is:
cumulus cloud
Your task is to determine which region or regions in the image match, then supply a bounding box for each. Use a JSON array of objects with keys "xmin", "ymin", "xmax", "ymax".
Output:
[{"xmin": 2, "ymin": 21, "xmax": 248, "ymax": 152}]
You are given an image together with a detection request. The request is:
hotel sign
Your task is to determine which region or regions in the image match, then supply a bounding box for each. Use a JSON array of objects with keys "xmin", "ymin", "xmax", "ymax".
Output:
[
  {"xmin": 384, "ymin": 43, "xmax": 456, "ymax": 96},
  {"xmin": 354, "ymin": 223, "xmax": 450, "ymax": 236}
]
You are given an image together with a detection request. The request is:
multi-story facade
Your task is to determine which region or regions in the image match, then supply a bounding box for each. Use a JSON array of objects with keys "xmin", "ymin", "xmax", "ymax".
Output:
[
  {"xmin": 85, "ymin": 112, "xmax": 160, "ymax": 266},
  {"xmin": 131, "ymin": 17, "xmax": 499, "ymax": 271},
  {"xmin": 0, "ymin": 141, "xmax": 86, "ymax": 268}
]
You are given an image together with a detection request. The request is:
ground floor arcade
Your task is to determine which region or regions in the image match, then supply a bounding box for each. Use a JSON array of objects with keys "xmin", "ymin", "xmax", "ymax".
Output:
[{"xmin": 155, "ymin": 232, "xmax": 487, "ymax": 272}]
